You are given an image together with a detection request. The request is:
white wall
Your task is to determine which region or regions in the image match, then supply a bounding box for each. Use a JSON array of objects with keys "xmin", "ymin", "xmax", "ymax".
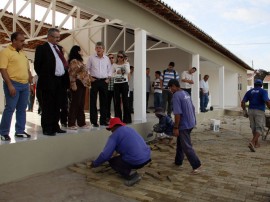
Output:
[{"xmin": 225, "ymin": 71, "xmax": 239, "ymax": 107}]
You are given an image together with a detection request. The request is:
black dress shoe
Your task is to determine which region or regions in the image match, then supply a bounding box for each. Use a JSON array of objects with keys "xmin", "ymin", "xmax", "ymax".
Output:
[
  {"xmin": 100, "ymin": 123, "xmax": 109, "ymax": 126},
  {"xmin": 43, "ymin": 131, "xmax": 56, "ymax": 136},
  {"xmin": 1, "ymin": 135, "xmax": 11, "ymax": 141},
  {"xmin": 92, "ymin": 123, "xmax": 99, "ymax": 127},
  {"xmin": 56, "ymin": 129, "xmax": 66, "ymax": 133}
]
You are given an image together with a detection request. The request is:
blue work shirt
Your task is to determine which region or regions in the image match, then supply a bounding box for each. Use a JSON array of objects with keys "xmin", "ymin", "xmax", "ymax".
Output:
[
  {"xmin": 158, "ymin": 115, "xmax": 174, "ymax": 135},
  {"xmin": 172, "ymin": 90, "xmax": 196, "ymax": 130},
  {"xmin": 93, "ymin": 126, "xmax": 151, "ymax": 167},
  {"xmin": 242, "ymin": 87, "xmax": 269, "ymax": 111}
]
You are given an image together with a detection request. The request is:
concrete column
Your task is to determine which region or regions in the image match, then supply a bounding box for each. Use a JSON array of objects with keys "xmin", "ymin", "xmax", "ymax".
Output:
[
  {"xmin": 219, "ymin": 66, "xmax": 225, "ymax": 108},
  {"xmin": 134, "ymin": 29, "xmax": 147, "ymax": 122},
  {"xmin": 0, "ymin": 77, "xmax": 4, "ymax": 113},
  {"xmin": 192, "ymin": 54, "xmax": 200, "ymax": 113}
]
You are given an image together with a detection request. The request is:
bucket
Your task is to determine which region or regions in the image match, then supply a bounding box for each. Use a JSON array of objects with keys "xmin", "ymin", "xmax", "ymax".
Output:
[{"xmin": 210, "ymin": 119, "xmax": 220, "ymax": 132}]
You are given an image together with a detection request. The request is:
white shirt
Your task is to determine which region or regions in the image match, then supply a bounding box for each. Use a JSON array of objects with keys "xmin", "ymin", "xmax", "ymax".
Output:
[
  {"xmin": 180, "ymin": 70, "xmax": 193, "ymax": 89},
  {"xmin": 48, "ymin": 42, "xmax": 65, "ymax": 76},
  {"xmin": 200, "ymin": 79, "xmax": 209, "ymax": 93},
  {"xmin": 112, "ymin": 62, "xmax": 130, "ymax": 83},
  {"xmin": 87, "ymin": 54, "xmax": 112, "ymax": 78},
  {"xmin": 153, "ymin": 78, "xmax": 162, "ymax": 93}
]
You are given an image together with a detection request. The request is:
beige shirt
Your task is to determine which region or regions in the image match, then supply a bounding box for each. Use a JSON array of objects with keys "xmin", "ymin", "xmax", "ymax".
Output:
[{"xmin": 180, "ymin": 70, "xmax": 193, "ymax": 89}]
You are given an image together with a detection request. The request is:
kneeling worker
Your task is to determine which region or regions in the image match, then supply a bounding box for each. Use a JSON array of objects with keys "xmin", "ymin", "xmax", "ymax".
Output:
[{"xmin": 90, "ymin": 117, "xmax": 151, "ymax": 186}]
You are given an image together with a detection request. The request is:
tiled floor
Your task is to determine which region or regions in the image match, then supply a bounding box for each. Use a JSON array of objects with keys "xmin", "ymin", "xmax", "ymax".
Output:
[{"xmin": 69, "ymin": 115, "xmax": 270, "ymax": 202}]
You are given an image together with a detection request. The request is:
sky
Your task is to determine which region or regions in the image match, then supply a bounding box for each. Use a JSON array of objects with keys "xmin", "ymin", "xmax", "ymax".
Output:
[
  {"xmin": 163, "ymin": 0, "xmax": 270, "ymax": 71},
  {"xmin": 0, "ymin": 0, "xmax": 72, "ymax": 30}
]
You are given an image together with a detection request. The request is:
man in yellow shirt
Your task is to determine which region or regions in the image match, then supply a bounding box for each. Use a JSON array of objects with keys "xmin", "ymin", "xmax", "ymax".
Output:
[{"xmin": 0, "ymin": 32, "xmax": 33, "ymax": 141}]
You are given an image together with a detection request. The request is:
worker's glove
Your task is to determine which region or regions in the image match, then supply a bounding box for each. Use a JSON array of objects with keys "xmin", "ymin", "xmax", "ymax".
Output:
[{"xmin": 243, "ymin": 109, "xmax": 248, "ymax": 118}]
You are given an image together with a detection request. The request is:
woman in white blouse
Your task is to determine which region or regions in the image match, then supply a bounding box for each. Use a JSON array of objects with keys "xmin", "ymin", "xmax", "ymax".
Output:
[{"xmin": 113, "ymin": 51, "xmax": 131, "ymax": 123}]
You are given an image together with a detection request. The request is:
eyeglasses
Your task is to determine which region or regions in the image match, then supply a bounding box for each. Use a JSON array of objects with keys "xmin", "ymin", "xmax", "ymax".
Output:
[{"xmin": 117, "ymin": 55, "xmax": 124, "ymax": 58}]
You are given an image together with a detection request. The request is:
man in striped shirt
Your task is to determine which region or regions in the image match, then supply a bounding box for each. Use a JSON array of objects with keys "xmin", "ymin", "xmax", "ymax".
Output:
[{"xmin": 160, "ymin": 62, "xmax": 179, "ymax": 117}]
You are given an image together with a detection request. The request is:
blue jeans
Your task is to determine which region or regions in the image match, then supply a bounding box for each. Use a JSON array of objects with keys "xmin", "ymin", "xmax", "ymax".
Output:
[
  {"xmin": 200, "ymin": 93, "xmax": 209, "ymax": 112},
  {"xmin": 0, "ymin": 81, "xmax": 29, "ymax": 136},
  {"xmin": 175, "ymin": 128, "xmax": 201, "ymax": 169},
  {"xmin": 154, "ymin": 93, "xmax": 162, "ymax": 109}
]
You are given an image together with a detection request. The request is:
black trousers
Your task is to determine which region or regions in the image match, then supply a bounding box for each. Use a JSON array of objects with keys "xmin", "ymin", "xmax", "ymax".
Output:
[
  {"xmin": 128, "ymin": 91, "xmax": 134, "ymax": 113},
  {"xmin": 40, "ymin": 76, "xmax": 65, "ymax": 133},
  {"xmin": 90, "ymin": 79, "xmax": 108, "ymax": 124},
  {"xmin": 114, "ymin": 82, "xmax": 131, "ymax": 123},
  {"xmin": 162, "ymin": 90, "xmax": 173, "ymax": 116},
  {"xmin": 109, "ymin": 156, "xmax": 151, "ymax": 179},
  {"xmin": 182, "ymin": 88, "xmax": 192, "ymax": 96},
  {"xmin": 60, "ymin": 90, "xmax": 68, "ymax": 126},
  {"xmin": 107, "ymin": 90, "xmax": 115, "ymax": 120},
  {"xmin": 146, "ymin": 92, "xmax": 150, "ymax": 109}
]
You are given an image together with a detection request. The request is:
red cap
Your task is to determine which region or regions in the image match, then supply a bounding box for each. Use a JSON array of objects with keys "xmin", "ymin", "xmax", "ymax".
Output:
[{"xmin": 106, "ymin": 117, "xmax": 125, "ymax": 130}]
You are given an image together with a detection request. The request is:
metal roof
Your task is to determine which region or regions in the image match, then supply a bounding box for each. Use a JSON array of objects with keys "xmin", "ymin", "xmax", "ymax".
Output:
[{"xmin": 133, "ymin": 0, "xmax": 253, "ymax": 71}]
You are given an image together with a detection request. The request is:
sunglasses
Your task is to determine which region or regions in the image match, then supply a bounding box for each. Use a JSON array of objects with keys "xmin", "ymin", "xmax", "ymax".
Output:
[
  {"xmin": 109, "ymin": 57, "xmax": 114, "ymax": 59},
  {"xmin": 117, "ymin": 55, "xmax": 124, "ymax": 58}
]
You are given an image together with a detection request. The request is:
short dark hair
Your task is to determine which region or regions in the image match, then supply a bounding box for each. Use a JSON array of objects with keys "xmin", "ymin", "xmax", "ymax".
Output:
[
  {"xmin": 155, "ymin": 71, "xmax": 161, "ymax": 75},
  {"xmin": 168, "ymin": 79, "xmax": 180, "ymax": 87},
  {"xmin": 169, "ymin": 62, "xmax": 175, "ymax": 67},
  {"xmin": 130, "ymin": 66, "xmax": 134, "ymax": 69},
  {"xmin": 146, "ymin": 67, "xmax": 150, "ymax": 70},
  {"xmin": 47, "ymin": 28, "xmax": 60, "ymax": 37},
  {"xmin": 11, "ymin": 32, "xmax": 24, "ymax": 42},
  {"xmin": 96, "ymin": 41, "xmax": 104, "ymax": 48},
  {"xmin": 192, "ymin": 67, "xmax": 197, "ymax": 71}
]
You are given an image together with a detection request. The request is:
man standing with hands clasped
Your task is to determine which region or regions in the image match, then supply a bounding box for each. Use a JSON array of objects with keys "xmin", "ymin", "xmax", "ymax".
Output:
[
  {"xmin": 0, "ymin": 32, "xmax": 33, "ymax": 141},
  {"xmin": 168, "ymin": 79, "xmax": 202, "ymax": 174},
  {"xmin": 200, "ymin": 75, "xmax": 209, "ymax": 112},
  {"xmin": 87, "ymin": 42, "xmax": 112, "ymax": 127},
  {"xmin": 34, "ymin": 28, "xmax": 69, "ymax": 136},
  {"xmin": 241, "ymin": 79, "xmax": 270, "ymax": 152}
]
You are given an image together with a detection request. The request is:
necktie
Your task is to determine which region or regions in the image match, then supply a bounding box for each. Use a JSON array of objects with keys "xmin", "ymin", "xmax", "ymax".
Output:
[{"xmin": 53, "ymin": 45, "xmax": 68, "ymax": 68}]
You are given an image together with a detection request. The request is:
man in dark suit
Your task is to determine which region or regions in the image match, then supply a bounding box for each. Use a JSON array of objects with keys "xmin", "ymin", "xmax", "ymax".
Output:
[{"xmin": 34, "ymin": 28, "xmax": 68, "ymax": 136}]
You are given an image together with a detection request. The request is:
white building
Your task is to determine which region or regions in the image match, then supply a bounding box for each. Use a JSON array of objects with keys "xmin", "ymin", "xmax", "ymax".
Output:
[{"xmin": 0, "ymin": 0, "xmax": 253, "ymax": 122}]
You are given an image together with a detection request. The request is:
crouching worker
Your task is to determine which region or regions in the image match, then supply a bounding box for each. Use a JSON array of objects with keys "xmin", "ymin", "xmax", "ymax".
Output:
[
  {"xmin": 90, "ymin": 117, "xmax": 151, "ymax": 186},
  {"xmin": 154, "ymin": 107, "xmax": 174, "ymax": 145}
]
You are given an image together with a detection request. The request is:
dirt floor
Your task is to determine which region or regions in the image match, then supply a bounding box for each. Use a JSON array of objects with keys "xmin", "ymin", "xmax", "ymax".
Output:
[
  {"xmin": 0, "ymin": 169, "xmax": 137, "ymax": 202},
  {"xmin": 1, "ymin": 115, "xmax": 270, "ymax": 202}
]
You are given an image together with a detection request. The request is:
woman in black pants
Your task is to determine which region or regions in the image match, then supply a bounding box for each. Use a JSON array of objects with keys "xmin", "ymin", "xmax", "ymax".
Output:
[
  {"xmin": 112, "ymin": 51, "xmax": 131, "ymax": 123},
  {"xmin": 67, "ymin": 45, "xmax": 91, "ymax": 129}
]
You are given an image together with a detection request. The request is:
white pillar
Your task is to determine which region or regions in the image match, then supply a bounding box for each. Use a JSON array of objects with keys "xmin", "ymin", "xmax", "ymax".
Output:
[
  {"xmin": 0, "ymin": 77, "xmax": 4, "ymax": 112},
  {"xmin": 134, "ymin": 29, "xmax": 146, "ymax": 122},
  {"xmin": 219, "ymin": 66, "xmax": 225, "ymax": 108},
  {"xmin": 192, "ymin": 54, "xmax": 200, "ymax": 113}
]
